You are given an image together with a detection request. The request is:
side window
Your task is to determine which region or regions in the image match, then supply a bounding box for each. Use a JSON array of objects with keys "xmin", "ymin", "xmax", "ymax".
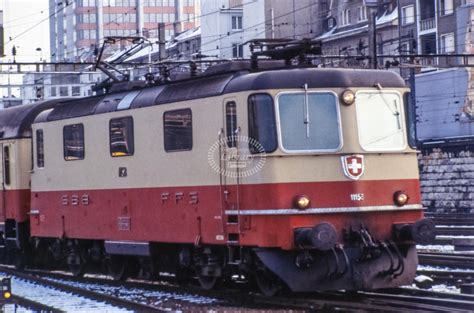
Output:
[
  {"xmin": 36, "ymin": 129, "xmax": 44, "ymax": 168},
  {"xmin": 164, "ymin": 109, "xmax": 192, "ymax": 152},
  {"xmin": 110, "ymin": 117, "xmax": 134, "ymax": 157},
  {"xmin": 226, "ymin": 101, "xmax": 237, "ymax": 148},
  {"xmin": 3, "ymin": 146, "xmax": 10, "ymax": 186},
  {"xmin": 248, "ymin": 94, "xmax": 277, "ymax": 153},
  {"xmin": 404, "ymin": 92, "xmax": 417, "ymax": 149},
  {"xmin": 63, "ymin": 124, "xmax": 85, "ymax": 160}
]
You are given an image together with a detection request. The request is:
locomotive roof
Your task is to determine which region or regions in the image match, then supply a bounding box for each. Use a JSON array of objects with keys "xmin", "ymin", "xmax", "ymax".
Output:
[
  {"xmin": 34, "ymin": 65, "xmax": 407, "ymax": 123},
  {"xmin": 0, "ymin": 99, "xmax": 65, "ymax": 139}
]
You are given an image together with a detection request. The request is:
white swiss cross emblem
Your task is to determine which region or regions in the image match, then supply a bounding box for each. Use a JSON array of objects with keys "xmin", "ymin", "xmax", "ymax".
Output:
[{"xmin": 341, "ymin": 155, "xmax": 365, "ymax": 180}]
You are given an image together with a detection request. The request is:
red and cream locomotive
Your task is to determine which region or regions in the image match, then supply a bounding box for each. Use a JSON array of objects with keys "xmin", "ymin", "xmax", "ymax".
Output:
[{"xmin": 0, "ymin": 44, "xmax": 434, "ymax": 295}]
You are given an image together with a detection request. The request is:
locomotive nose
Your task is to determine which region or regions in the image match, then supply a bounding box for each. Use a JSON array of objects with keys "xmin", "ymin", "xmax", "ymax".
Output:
[{"xmin": 294, "ymin": 222, "xmax": 337, "ymax": 250}]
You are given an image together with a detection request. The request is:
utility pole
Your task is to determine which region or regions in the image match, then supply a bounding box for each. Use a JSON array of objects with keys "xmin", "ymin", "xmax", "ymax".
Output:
[
  {"xmin": 158, "ymin": 23, "xmax": 166, "ymax": 61},
  {"xmin": 0, "ymin": 10, "xmax": 4, "ymax": 57},
  {"xmin": 409, "ymin": 40, "xmax": 418, "ymax": 145},
  {"xmin": 365, "ymin": 0, "xmax": 380, "ymax": 69}
]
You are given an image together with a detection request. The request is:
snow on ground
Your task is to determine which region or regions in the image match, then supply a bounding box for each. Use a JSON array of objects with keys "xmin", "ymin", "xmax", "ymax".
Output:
[
  {"xmin": 2, "ymin": 304, "xmax": 34, "ymax": 313},
  {"xmin": 417, "ymin": 264, "xmax": 474, "ymax": 272},
  {"xmin": 416, "ymin": 244, "xmax": 455, "ymax": 252},
  {"xmin": 436, "ymin": 225, "xmax": 474, "ymax": 228},
  {"xmin": 43, "ymin": 276, "xmax": 221, "ymax": 308},
  {"xmin": 0, "ymin": 272, "xmax": 131, "ymax": 313},
  {"xmin": 403, "ymin": 283, "xmax": 461, "ymax": 294},
  {"xmin": 437, "ymin": 235, "xmax": 474, "ymax": 239}
]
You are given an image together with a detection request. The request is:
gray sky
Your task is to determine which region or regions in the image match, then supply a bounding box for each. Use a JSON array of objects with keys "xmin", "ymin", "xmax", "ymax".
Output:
[{"xmin": 1, "ymin": 0, "xmax": 49, "ymax": 62}]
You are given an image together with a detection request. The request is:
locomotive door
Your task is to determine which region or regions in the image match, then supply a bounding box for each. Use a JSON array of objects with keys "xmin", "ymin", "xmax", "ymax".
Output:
[{"xmin": 220, "ymin": 100, "xmax": 242, "ymax": 244}]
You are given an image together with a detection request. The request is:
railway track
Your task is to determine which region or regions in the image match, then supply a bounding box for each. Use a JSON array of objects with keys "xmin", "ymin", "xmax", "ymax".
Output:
[
  {"xmin": 426, "ymin": 213, "xmax": 474, "ymax": 225},
  {"xmin": 417, "ymin": 269, "xmax": 474, "ymax": 287},
  {"xmin": 10, "ymin": 294, "xmax": 62, "ymax": 312},
  {"xmin": 1, "ymin": 265, "xmax": 473, "ymax": 312},
  {"xmin": 418, "ymin": 252, "xmax": 474, "ymax": 269},
  {"xmin": 0, "ymin": 266, "xmax": 162, "ymax": 312}
]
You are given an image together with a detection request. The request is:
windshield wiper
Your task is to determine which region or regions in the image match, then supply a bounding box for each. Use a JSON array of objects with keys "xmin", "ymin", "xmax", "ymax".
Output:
[{"xmin": 303, "ymin": 83, "xmax": 310, "ymax": 138}]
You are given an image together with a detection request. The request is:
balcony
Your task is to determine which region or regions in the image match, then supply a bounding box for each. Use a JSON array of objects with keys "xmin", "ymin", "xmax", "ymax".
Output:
[{"xmin": 420, "ymin": 18, "xmax": 436, "ymax": 32}]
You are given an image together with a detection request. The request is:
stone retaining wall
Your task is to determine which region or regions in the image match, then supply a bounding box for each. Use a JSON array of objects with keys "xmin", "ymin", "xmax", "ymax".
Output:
[{"xmin": 418, "ymin": 146, "xmax": 474, "ymax": 213}]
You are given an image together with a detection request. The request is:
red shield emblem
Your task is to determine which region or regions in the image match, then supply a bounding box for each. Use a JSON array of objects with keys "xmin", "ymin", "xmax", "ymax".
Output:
[{"xmin": 341, "ymin": 155, "xmax": 365, "ymax": 180}]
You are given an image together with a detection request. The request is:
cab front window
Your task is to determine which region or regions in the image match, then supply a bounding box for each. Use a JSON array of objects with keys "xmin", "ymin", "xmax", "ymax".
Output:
[
  {"xmin": 355, "ymin": 91, "xmax": 406, "ymax": 151},
  {"xmin": 277, "ymin": 92, "xmax": 341, "ymax": 152}
]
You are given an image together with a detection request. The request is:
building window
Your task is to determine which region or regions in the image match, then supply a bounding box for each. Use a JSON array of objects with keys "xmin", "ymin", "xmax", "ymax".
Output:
[
  {"xmin": 3, "ymin": 146, "xmax": 10, "ymax": 186},
  {"xmin": 63, "ymin": 124, "xmax": 85, "ymax": 161},
  {"xmin": 358, "ymin": 6, "xmax": 367, "ymax": 21},
  {"xmin": 248, "ymin": 94, "xmax": 277, "ymax": 154},
  {"xmin": 402, "ymin": 5, "xmax": 415, "ymax": 25},
  {"xmin": 340, "ymin": 9, "xmax": 350, "ymax": 26},
  {"xmin": 440, "ymin": 33, "xmax": 455, "ymax": 53},
  {"xmin": 226, "ymin": 102, "xmax": 237, "ymax": 148},
  {"xmin": 440, "ymin": 0, "xmax": 454, "ymax": 16},
  {"xmin": 60, "ymin": 86, "xmax": 68, "ymax": 96},
  {"xmin": 37, "ymin": 130, "xmax": 45, "ymax": 168},
  {"xmin": 231, "ymin": 16, "xmax": 242, "ymax": 30},
  {"xmin": 110, "ymin": 117, "xmax": 134, "ymax": 157},
  {"xmin": 232, "ymin": 43, "xmax": 243, "ymax": 58},
  {"xmin": 328, "ymin": 18, "xmax": 334, "ymax": 28},
  {"xmin": 164, "ymin": 109, "xmax": 192, "ymax": 152}
]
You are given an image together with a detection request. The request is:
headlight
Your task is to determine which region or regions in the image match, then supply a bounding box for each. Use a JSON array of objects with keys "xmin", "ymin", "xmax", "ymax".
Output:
[
  {"xmin": 394, "ymin": 191, "xmax": 409, "ymax": 206},
  {"xmin": 341, "ymin": 90, "xmax": 355, "ymax": 105},
  {"xmin": 294, "ymin": 195, "xmax": 311, "ymax": 210}
]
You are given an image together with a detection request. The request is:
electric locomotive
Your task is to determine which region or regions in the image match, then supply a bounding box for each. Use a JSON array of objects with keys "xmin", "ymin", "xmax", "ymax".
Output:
[{"xmin": 0, "ymin": 42, "xmax": 435, "ymax": 296}]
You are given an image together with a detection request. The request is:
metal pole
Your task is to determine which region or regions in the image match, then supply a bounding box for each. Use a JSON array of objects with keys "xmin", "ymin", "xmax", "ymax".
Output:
[
  {"xmin": 372, "ymin": 11, "xmax": 377, "ymax": 69},
  {"xmin": 158, "ymin": 23, "xmax": 166, "ymax": 61},
  {"xmin": 367, "ymin": 7, "xmax": 377, "ymax": 69}
]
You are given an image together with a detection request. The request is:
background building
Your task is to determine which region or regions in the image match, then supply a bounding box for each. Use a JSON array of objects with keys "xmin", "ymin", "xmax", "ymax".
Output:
[{"xmin": 49, "ymin": 0, "xmax": 200, "ymax": 62}]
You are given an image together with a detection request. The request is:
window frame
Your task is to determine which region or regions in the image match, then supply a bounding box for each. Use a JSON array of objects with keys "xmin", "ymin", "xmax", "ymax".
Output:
[
  {"xmin": 163, "ymin": 108, "xmax": 193, "ymax": 152},
  {"xmin": 247, "ymin": 93, "xmax": 278, "ymax": 154},
  {"xmin": 340, "ymin": 9, "xmax": 351, "ymax": 26},
  {"xmin": 440, "ymin": 32, "xmax": 455, "ymax": 53},
  {"xmin": 3, "ymin": 146, "xmax": 10, "ymax": 186},
  {"xmin": 275, "ymin": 90, "xmax": 343, "ymax": 154},
  {"xmin": 401, "ymin": 5, "xmax": 415, "ymax": 25},
  {"xmin": 358, "ymin": 6, "xmax": 367, "ymax": 22},
  {"xmin": 36, "ymin": 129, "xmax": 45, "ymax": 168},
  {"xmin": 225, "ymin": 101, "xmax": 237, "ymax": 148},
  {"xmin": 355, "ymin": 90, "xmax": 407, "ymax": 152},
  {"xmin": 109, "ymin": 116, "xmax": 135, "ymax": 157},
  {"xmin": 440, "ymin": 0, "xmax": 454, "ymax": 16},
  {"xmin": 232, "ymin": 43, "xmax": 244, "ymax": 58},
  {"xmin": 231, "ymin": 15, "xmax": 243, "ymax": 30},
  {"xmin": 63, "ymin": 123, "xmax": 85, "ymax": 161}
]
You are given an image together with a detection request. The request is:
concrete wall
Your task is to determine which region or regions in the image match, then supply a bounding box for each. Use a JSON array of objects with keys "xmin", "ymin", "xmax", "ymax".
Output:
[{"xmin": 419, "ymin": 146, "xmax": 474, "ymax": 213}]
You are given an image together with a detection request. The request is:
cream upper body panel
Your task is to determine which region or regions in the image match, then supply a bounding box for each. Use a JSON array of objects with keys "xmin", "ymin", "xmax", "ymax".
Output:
[{"xmin": 31, "ymin": 85, "xmax": 416, "ymax": 192}]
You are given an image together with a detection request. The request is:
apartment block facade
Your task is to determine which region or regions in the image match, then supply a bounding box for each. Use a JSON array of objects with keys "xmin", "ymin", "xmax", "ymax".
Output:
[{"xmin": 49, "ymin": 0, "xmax": 199, "ymax": 62}]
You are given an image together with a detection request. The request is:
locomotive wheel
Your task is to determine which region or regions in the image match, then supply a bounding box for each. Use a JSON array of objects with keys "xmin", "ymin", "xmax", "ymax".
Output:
[
  {"xmin": 107, "ymin": 255, "xmax": 128, "ymax": 281},
  {"xmin": 255, "ymin": 267, "xmax": 284, "ymax": 296},
  {"xmin": 197, "ymin": 274, "xmax": 221, "ymax": 290},
  {"xmin": 67, "ymin": 252, "xmax": 85, "ymax": 277}
]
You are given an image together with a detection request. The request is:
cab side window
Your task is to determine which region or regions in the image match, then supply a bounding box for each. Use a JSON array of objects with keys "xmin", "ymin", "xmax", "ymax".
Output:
[
  {"xmin": 248, "ymin": 94, "xmax": 277, "ymax": 153},
  {"xmin": 110, "ymin": 117, "xmax": 134, "ymax": 157},
  {"xmin": 63, "ymin": 124, "xmax": 85, "ymax": 161},
  {"xmin": 226, "ymin": 102, "xmax": 237, "ymax": 148},
  {"xmin": 3, "ymin": 146, "xmax": 10, "ymax": 185},
  {"xmin": 36, "ymin": 129, "xmax": 45, "ymax": 167},
  {"xmin": 164, "ymin": 109, "xmax": 192, "ymax": 152}
]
